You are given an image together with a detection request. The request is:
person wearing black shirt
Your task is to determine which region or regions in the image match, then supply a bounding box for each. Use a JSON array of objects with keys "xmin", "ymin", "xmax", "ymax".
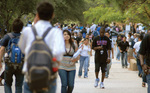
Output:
[
  {"xmin": 118, "ymin": 36, "xmax": 129, "ymax": 68},
  {"xmin": 92, "ymin": 27, "xmax": 111, "ymax": 89},
  {"xmin": 116, "ymin": 35, "xmax": 122, "ymax": 61},
  {"xmin": 139, "ymin": 33, "xmax": 150, "ymax": 92}
]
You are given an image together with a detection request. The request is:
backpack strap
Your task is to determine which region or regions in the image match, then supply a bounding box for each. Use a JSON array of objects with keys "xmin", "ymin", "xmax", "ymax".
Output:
[
  {"xmin": 32, "ymin": 26, "xmax": 52, "ymax": 39},
  {"xmin": 31, "ymin": 26, "xmax": 38, "ymax": 39},
  {"xmin": 42, "ymin": 27, "xmax": 53, "ymax": 39},
  {"xmin": 7, "ymin": 33, "xmax": 15, "ymax": 39}
]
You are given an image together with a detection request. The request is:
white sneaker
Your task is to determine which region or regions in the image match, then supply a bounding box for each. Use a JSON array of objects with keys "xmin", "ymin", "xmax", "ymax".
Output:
[
  {"xmin": 94, "ymin": 78, "xmax": 99, "ymax": 87},
  {"xmin": 100, "ymin": 82, "xmax": 105, "ymax": 89}
]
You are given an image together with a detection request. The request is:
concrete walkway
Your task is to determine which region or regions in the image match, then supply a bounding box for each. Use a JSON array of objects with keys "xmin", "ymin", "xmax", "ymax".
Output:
[
  {"xmin": 56, "ymin": 56, "xmax": 147, "ymax": 93},
  {"xmin": 0, "ymin": 56, "xmax": 147, "ymax": 93}
]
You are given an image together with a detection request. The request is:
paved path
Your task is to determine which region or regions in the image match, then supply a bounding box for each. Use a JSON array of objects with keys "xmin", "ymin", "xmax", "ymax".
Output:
[
  {"xmin": 0, "ymin": 56, "xmax": 147, "ymax": 93},
  {"xmin": 56, "ymin": 56, "xmax": 147, "ymax": 93}
]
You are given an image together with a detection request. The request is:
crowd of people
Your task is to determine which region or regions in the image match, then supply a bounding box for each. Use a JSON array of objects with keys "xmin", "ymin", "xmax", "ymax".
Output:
[{"xmin": 0, "ymin": 1, "xmax": 150, "ymax": 93}]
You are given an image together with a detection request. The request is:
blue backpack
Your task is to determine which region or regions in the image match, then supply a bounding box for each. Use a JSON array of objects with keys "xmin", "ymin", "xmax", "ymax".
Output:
[{"xmin": 6, "ymin": 33, "xmax": 24, "ymax": 64}]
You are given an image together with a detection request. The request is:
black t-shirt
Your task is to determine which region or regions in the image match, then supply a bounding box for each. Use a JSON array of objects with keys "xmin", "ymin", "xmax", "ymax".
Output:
[
  {"xmin": 92, "ymin": 36, "xmax": 111, "ymax": 62},
  {"xmin": 116, "ymin": 39, "xmax": 122, "ymax": 46},
  {"xmin": 1, "ymin": 32, "xmax": 21, "ymax": 47},
  {"xmin": 118, "ymin": 41, "xmax": 129, "ymax": 52},
  {"xmin": 139, "ymin": 33, "xmax": 150, "ymax": 66}
]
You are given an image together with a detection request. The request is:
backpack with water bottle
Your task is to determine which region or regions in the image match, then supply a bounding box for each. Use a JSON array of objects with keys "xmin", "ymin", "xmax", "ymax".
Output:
[
  {"xmin": 5, "ymin": 33, "xmax": 24, "ymax": 69},
  {"xmin": 26, "ymin": 26, "xmax": 58, "ymax": 92}
]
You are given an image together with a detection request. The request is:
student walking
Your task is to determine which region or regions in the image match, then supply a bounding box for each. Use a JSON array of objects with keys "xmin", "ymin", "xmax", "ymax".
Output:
[
  {"xmin": 116, "ymin": 35, "xmax": 122, "ymax": 61},
  {"xmin": 0, "ymin": 19, "xmax": 24, "ymax": 93},
  {"xmin": 78, "ymin": 38, "xmax": 91, "ymax": 78},
  {"xmin": 118, "ymin": 36, "xmax": 129, "ymax": 68},
  {"xmin": 133, "ymin": 35, "xmax": 146, "ymax": 87},
  {"xmin": 92, "ymin": 27, "xmax": 111, "ymax": 89},
  {"xmin": 58, "ymin": 30, "xmax": 78, "ymax": 93},
  {"xmin": 105, "ymin": 32, "xmax": 114, "ymax": 78},
  {"xmin": 18, "ymin": 2, "xmax": 65, "ymax": 93}
]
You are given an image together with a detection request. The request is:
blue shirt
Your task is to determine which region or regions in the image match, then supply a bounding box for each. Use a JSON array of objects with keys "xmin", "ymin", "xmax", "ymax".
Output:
[
  {"xmin": 97, "ymin": 27, "xmax": 101, "ymax": 31},
  {"xmin": 80, "ymin": 26, "xmax": 84, "ymax": 30},
  {"xmin": 1, "ymin": 32, "xmax": 21, "ymax": 47}
]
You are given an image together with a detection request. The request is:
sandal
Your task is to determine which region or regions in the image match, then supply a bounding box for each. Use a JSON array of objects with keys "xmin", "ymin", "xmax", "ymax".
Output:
[{"xmin": 142, "ymin": 82, "xmax": 146, "ymax": 87}]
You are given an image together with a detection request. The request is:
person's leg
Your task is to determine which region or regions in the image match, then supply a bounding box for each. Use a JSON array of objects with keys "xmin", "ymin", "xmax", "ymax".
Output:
[
  {"xmin": 24, "ymin": 82, "xmax": 32, "ymax": 93},
  {"xmin": 125, "ymin": 52, "xmax": 128, "ymax": 67},
  {"xmin": 146, "ymin": 74, "xmax": 150, "ymax": 93},
  {"xmin": 95, "ymin": 62, "xmax": 100, "ymax": 79},
  {"xmin": 101, "ymin": 63, "xmax": 107, "ymax": 82},
  {"xmin": 94, "ymin": 61, "xmax": 100, "ymax": 87},
  {"xmin": 78, "ymin": 56, "xmax": 85, "ymax": 77},
  {"xmin": 116, "ymin": 47, "xmax": 120, "ymax": 60},
  {"xmin": 67, "ymin": 70, "xmax": 76, "ymax": 93},
  {"xmin": 84, "ymin": 57, "xmax": 89, "ymax": 77},
  {"xmin": 0, "ymin": 71, "xmax": 4, "ymax": 86},
  {"xmin": 58, "ymin": 69, "xmax": 68, "ymax": 93},
  {"xmin": 136, "ymin": 58, "xmax": 143, "ymax": 76},
  {"xmin": 14, "ymin": 68, "xmax": 24, "ymax": 93},
  {"xmin": 100, "ymin": 63, "xmax": 107, "ymax": 88},
  {"xmin": 48, "ymin": 79, "xmax": 57, "ymax": 93},
  {"xmin": 4, "ymin": 64, "xmax": 13, "ymax": 93},
  {"xmin": 121, "ymin": 53, "xmax": 124, "ymax": 68},
  {"xmin": 105, "ymin": 61, "xmax": 112, "ymax": 78}
]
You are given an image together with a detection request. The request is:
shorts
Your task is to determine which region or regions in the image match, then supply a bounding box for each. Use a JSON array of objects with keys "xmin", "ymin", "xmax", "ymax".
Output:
[
  {"xmin": 95, "ymin": 61, "xmax": 107, "ymax": 73},
  {"xmin": 128, "ymin": 48, "xmax": 133, "ymax": 57}
]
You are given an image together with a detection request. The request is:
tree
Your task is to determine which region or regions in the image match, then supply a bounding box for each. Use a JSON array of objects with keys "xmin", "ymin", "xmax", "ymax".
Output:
[
  {"xmin": 103, "ymin": 0, "xmax": 150, "ymax": 27},
  {"xmin": 0, "ymin": 0, "xmax": 37, "ymax": 35},
  {"xmin": 84, "ymin": 0, "xmax": 125, "ymax": 25}
]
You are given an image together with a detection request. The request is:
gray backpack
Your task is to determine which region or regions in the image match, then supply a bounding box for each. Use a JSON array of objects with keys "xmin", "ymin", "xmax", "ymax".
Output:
[{"xmin": 27, "ymin": 26, "xmax": 57, "ymax": 92}]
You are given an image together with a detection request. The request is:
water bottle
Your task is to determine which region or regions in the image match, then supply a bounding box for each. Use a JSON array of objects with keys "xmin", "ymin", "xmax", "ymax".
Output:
[{"xmin": 52, "ymin": 57, "xmax": 58, "ymax": 72}]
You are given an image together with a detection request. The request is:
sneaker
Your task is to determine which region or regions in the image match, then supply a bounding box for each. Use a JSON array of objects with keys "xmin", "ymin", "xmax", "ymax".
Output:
[
  {"xmin": 84, "ymin": 76, "xmax": 88, "ymax": 78},
  {"xmin": 94, "ymin": 78, "xmax": 99, "ymax": 87},
  {"xmin": 100, "ymin": 82, "xmax": 105, "ymax": 89}
]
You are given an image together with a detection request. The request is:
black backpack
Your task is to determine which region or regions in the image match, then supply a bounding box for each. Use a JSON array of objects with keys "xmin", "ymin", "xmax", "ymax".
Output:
[{"xmin": 27, "ymin": 26, "xmax": 57, "ymax": 92}]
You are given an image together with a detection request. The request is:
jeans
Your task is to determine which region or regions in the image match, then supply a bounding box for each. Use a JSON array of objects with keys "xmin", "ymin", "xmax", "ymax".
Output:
[
  {"xmin": 116, "ymin": 47, "xmax": 120, "ymax": 60},
  {"xmin": 121, "ymin": 52, "xmax": 128, "ymax": 67},
  {"xmin": 58, "ymin": 69, "xmax": 76, "ymax": 93},
  {"xmin": 78, "ymin": 56, "xmax": 89, "ymax": 77},
  {"xmin": 147, "ymin": 74, "xmax": 150, "ymax": 93},
  {"xmin": 24, "ymin": 79, "xmax": 56, "ymax": 93},
  {"xmin": 105, "ymin": 61, "xmax": 112, "ymax": 78},
  {"xmin": 136, "ymin": 58, "xmax": 143, "ymax": 75},
  {"xmin": 4, "ymin": 64, "xmax": 24, "ymax": 93}
]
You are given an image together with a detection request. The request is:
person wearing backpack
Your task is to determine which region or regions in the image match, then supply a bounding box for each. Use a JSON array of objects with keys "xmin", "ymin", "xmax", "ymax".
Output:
[
  {"xmin": 0, "ymin": 19, "xmax": 24, "ymax": 93},
  {"xmin": 58, "ymin": 30, "xmax": 78, "ymax": 93},
  {"xmin": 18, "ymin": 2, "xmax": 65, "ymax": 93}
]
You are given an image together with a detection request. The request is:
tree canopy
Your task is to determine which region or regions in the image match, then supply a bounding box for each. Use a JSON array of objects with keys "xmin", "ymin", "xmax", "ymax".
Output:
[{"xmin": 0, "ymin": 0, "xmax": 86, "ymax": 36}]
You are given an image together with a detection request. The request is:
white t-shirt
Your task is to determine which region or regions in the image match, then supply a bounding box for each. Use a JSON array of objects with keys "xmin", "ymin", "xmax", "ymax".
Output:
[
  {"xmin": 90, "ymin": 24, "xmax": 97, "ymax": 32},
  {"xmin": 18, "ymin": 20, "xmax": 65, "ymax": 72},
  {"xmin": 133, "ymin": 41, "xmax": 141, "ymax": 53},
  {"xmin": 86, "ymin": 28, "xmax": 90, "ymax": 34},
  {"xmin": 80, "ymin": 45, "xmax": 91, "ymax": 57}
]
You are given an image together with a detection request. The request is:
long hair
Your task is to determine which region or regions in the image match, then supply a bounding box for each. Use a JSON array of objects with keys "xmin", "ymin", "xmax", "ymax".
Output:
[{"xmin": 63, "ymin": 30, "xmax": 74, "ymax": 47}]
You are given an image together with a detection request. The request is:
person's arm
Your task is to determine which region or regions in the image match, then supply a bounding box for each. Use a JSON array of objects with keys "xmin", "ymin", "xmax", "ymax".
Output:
[
  {"xmin": 112, "ymin": 48, "xmax": 114, "ymax": 59},
  {"xmin": 107, "ymin": 37, "xmax": 111, "ymax": 63},
  {"xmin": 133, "ymin": 48, "xmax": 136, "ymax": 55},
  {"xmin": 118, "ymin": 46, "xmax": 122, "ymax": 52},
  {"xmin": 139, "ymin": 34, "xmax": 149, "ymax": 74},
  {"xmin": 0, "ymin": 46, "xmax": 5, "ymax": 71},
  {"xmin": 126, "ymin": 42, "xmax": 129, "ymax": 52}
]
